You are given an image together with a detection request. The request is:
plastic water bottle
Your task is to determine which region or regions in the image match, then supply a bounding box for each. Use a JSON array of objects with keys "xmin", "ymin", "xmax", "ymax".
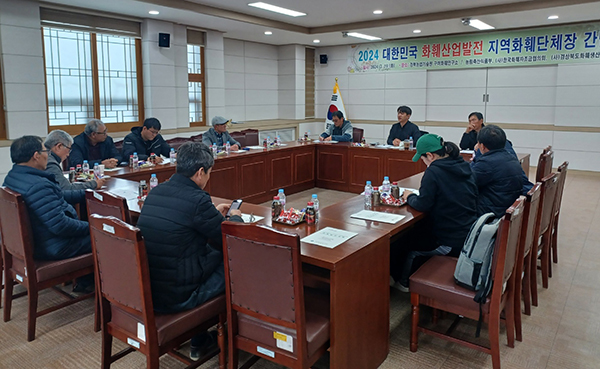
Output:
[
  {"xmin": 93, "ymin": 163, "xmax": 100, "ymax": 178},
  {"xmin": 132, "ymin": 152, "xmax": 139, "ymax": 169},
  {"xmin": 381, "ymin": 176, "xmax": 391, "ymax": 196},
  {"xmin": 278, "ymin": 189, "xmax": 286, "ymax": 210},
  {"xmin": 149, "ymin": 173, "xmax": 158, "ymax": 190},
  {"xmin": 311, "ymin": 194, "xmax": 319, "ymax": 223},
  {"xmin": 82, "ymin": 160, "xmax": 90, "ymax": 174},
  {"xmin": 212, "ymin": 143, "xmax": 218, "ymax": 158},
  {"xmin": 267, "ymin": 136, "xmax": 272, "ymax": 148},
  {"xmin": 169, "ymin": 148, "xmax": 176, "ymax": 163},
  {"xmin": 225, "ymin": 140, "xmax": 231, "ymax": 154},
  {"xmin": 276, "ymin": 135, "xmax": 281, "ymax": 146},
  {"xmin": 409, "ymin": 136, "xmax": 414, "ymax": 150},
  {"xmin": 364, "ymin": 181, "xmax": 373, "ymax": 207}
]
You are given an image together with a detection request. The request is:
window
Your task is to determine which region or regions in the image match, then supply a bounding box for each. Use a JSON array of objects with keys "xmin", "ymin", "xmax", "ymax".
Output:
[
  {"xmin": 187, "ymin": 44, "xmax": 206, "ymax": 126},
  {"xmin": 42, "ymin": 26, "xmax": 143, "ymax": 134}
]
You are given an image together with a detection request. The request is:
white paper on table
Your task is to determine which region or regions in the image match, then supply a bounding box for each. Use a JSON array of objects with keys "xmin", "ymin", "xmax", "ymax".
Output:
[
  {"xmin": 399, "ymin": 188, "xmax": 420, "ymax": 196},
  {"xmin": 107, "ymin": 188, "xmax": 139, "ymax": 201},
  {"xmin": 350, "ymin": 210, "xmax": 405, "ymax": 224},
  {"xmin": 246, "ymin": 145, "xmax": 264, "ymax": 150},
  {"xmin": 241, "ymin": 213, "xmax": 264, "ymax": 223},
  {"xmin": 232, "ymin": 150, "xmax": 247, "ymax": 153},
  {"xmin": 158, "ymin": 158, "xmax": 171, "ymax": 165},
  {"xmin": 460, "ymin": 150, "xmax": 475, "ymax": 154},
  {"xmin": 300, "ymin": 227, "xmax": 358, "ymax": 249},
  {"xmin": 102, "ymin": 167, "xmax": 122, "ymax": 172},
  {"xmin": 376, "ymin": 144, "xmax": 393, "ymax": 148}
]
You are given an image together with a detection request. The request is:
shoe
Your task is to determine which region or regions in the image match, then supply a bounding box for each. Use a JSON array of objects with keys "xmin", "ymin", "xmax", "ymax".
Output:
[
  {"xmin": 190, "ymin": 330, "xmax": 218, "ymax": 361},
  {"xmin": 72, "ymin": 283, "xmax": 95, "ymax": 294},
  {"xmin": 389, "ymin": 276, "xmax": 396, "ymax": 287},
  {"xmin": 391, "ymin": 281, "xmax": 410, "ymax": 293}
]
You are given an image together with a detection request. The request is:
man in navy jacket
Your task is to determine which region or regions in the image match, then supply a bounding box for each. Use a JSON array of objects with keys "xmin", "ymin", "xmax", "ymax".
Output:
[
  {"xmin": 3, "ymin": 135, "xmax": 90, "ymax": 260},
  {"xmin": 69, "ymin": 119, "xmax": 121, "ymax": 168},
  {"xmin": 122, "ymin": 117, "xmax": 172, "ymax": 163}
]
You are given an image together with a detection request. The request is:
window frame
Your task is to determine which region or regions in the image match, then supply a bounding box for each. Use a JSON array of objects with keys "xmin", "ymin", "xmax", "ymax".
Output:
[
  {"xmin": 42, "ymin": 27, "xmax": 144, "ymax": 136},
  {"xmin": 188, "ymin": 44, "xmax": 206, "ymax": 127}
]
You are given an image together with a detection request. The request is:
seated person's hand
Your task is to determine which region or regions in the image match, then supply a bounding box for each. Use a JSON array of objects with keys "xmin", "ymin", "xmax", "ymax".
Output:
[
  {"xmin": 95, "ymin": 177, "xmax": 108, "ymax": 189},
  {"xmin": 402, "ymin": 189, "xmax": 414, "ymax": 202},
  {"xmin": 228, "ymin": 209, "xmax": 242, "ymax": 217},
  {"xmin": 102, "ymin": 158, "xmax": 118, "ymax": 169},
  {"xmin": 393, "ymin": 138, "xmax": 401, "ymax": 146},
  {"xmin": 154, "ymin": 156, "xmax": 164, "ymax": 164},
  {"xmin": 319, "ymin": 136, "xmax": 325, "ymax": 141},
  {"xmin": 230, "ymin": 144, "xmax": 239, "ymax": 151},
  {"xmin": 466, "ymin": 122, "xmax": 476, "ymax": 133},
  {"xmin": 216, "ymin": 203, "xmax": 230, "ymax": 217},
  {"xmin": 324, "ymin": 136, "xmax": 332, "ymax": 142}
]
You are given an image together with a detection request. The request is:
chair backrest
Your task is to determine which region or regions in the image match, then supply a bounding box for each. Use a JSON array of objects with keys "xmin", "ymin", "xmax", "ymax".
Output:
[
  {"xmin": 85, "ymin": 189, "xmax": 131, "ymax": 224},
  {"xmin": 489, "ymin": 196, "xmax": 525, "ymax": 302},
  {"xmin": 221, "ymin": 222, "xmax": 308, "ymax": 358},
  {"xmin": 89, "ymin": 214, "xmax": 156, "ymax": 335},
  {"xmin": 352, "ymin": 127, "xmax": 364, "ymax": 143},
  {"xmin": 166, "ymin": 137, "xmax": 190, "ymax": 151},
  {"xmin": 535, "ymin": 146, "xmax": 553, "ymax": 182},
  {"xmin": 230, "ymin": 131, "xmax": 247, "ymax": 147},
  {"xmin": 241, "ymin": 129, "xmax": 259, "ymax": 146},
  {"xmin": 520, "ymin": 183, "xmax": 542, "ymax": 259},
  {"xmin": 553, "ymin": 161, "xmax": 569, "ymax": 217},
  {"xmin": 114, "ymin": 139, "xmax": 124, "ymax": 153},
  {"xmin": 0, "ymin": 187, "xmax": 36, "ymax": 277},
  {"xmin": 537, "ymin": 172, "xmax": 559, "ymax": 236},
  {"xmin": 190, "ymin": 133, "xmax": 203, "ymax": 142}
]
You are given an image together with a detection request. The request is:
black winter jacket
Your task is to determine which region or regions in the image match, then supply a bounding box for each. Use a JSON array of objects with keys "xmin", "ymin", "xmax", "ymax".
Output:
[
  {"xmin": 137, "ymin": 173, "xmax": 242, "ymax": 313},
  {"xmin": 69, "ymin": 132, "xmax": 122, "ymax": 167},
  {"xmin": 122, "ymin": 126, "xmax": 172, "ymax": 161},
  {"xmin": 471, "ymin": 148, "xmax": 524, "ymax": 217},
  {"xmin": 386, "ymin": 121, "xmax": 422, "ymax": 145},
  {"xmin": 406, "ymin": 156, "xmax": 478, "ymax": 251},
  {"xmin": 3, "ymin": 164, "xmax": 90, "ymax": 260}
]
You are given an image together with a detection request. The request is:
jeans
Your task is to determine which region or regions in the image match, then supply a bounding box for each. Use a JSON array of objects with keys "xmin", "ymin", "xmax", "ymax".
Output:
[{"xmin": 399, "ymin": 245, "xmax": 452, "ymax": 286}]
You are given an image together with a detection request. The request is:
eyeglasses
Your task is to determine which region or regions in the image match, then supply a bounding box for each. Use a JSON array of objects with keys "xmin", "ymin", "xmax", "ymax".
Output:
[
  {"xmin": 148, "ymin": 129, "xmax": 160, "ymax": 135},
  {"xmin": 95, "ymin": 130, "xmax": 108, "ymax": 135},
  {"xmin": 58, "ymin": 143, "xmax": 72, "ymax": 151},
  {"xmin": 38, "ymin": 149, "xmax": 50, "ymax": 154}
]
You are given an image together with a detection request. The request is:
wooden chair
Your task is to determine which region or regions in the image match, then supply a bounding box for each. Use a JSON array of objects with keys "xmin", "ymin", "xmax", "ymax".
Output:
[
  {"xmin": 89, "ymin": 214, "xmax": 226, "ymax": 369},
  {"xmin": 514, "ymin": 183, "xmax": 541, "ymax": 342},
  {"xmin": 410, "ymin": 197, "xmax": 525, "ymax": 369},
  {"xmin": 0, "ymin": 186, "xmax": 94, "ymax": 341},
  {"xmin": 229, "ymin": 131, "xmax": 246, "ymax": 148},
  {"xmin": 241, "ymin": 129, "xmax": 259, "ymax": 146},
  {"xmin": 221, "ymin": 222, "xmax": 330, "ymax": 369},
  {"xmin": 535, "ymin": 146, "xmax": 553, "ymax": 182},
  {"xmin": 352, "ymin": 127, "xmax": 364, "ymax": 143},
  {"xmin": 531, "ymin": 173, "xmax": 559, "ymax": 306},
  {"xmin": 550, "ymin": 162, "xmax": 569, "ymax": 266},
  {"xmin": 166, "ymin": 137, "xmax": 191, "ymax": 151}
]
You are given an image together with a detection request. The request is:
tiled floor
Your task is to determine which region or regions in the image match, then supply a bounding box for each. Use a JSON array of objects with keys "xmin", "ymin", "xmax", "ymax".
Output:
[{"xmin": 1, "ymin": 168, "xmax": 599, "ymax": 368}]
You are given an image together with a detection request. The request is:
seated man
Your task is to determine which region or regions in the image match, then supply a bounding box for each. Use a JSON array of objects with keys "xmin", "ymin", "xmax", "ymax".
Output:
[
  {"xmin": 122, "ymin": 117, "xmax": 172, "ymax": 163},
  {"xmin": 137, "ymin": 141, "xmax": 243, "ymax": 359},
  {"xmin": 45, "ymin": 129, "xmax": 106, "ymax": 190},
  {"xmin": 471, "ymin": 125, "xmax": 524, "ymax": 217},
  {"xmin": 202, "ymin": 116, "xmax": 241, "ymax": 150},
  {"xmin": 3, "ymin": 135, "xmax": 90, "ymax": 261},
  {"xmin": 320, "ymin": 111, "xmax": 352, "ymax": 142},
  {"xmin": 70, "ymin": 119, "xmax": 121, "ymax": 168},
  {"xmin": 460, "ymin": 112, "xmax": 485, "ymax": 150},
  {"xmin": 387, "ymin": 105, "xmax": 421, "ymax": 146}
]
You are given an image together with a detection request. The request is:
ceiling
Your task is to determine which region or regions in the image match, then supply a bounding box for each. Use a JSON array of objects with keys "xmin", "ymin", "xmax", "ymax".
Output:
[{"xmin": 42, "ymin": 0, "xmax": 600, "ymax": 46}]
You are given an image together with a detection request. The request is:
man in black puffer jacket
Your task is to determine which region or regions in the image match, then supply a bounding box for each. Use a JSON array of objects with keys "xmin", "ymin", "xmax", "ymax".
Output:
[
  {"xmin": 137, "ymin": 142, "xmax": 243, "ymax": 314},
  {"xmin": 3, "ymin": 136, "xmax": 89, "ymax": 260},
  {"xmin": 121, "ymin": 117, "xmax": 172, "ymax": 163},
  {"xmin": 471, "ymin": 124, "xmax": 524, "ymax": 217}
]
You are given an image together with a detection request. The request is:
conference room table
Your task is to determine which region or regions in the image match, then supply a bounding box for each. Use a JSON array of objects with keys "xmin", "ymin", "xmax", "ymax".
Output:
[{"xmin": 104, "ymin": 177, "xmax": 392, "ymax": 369}]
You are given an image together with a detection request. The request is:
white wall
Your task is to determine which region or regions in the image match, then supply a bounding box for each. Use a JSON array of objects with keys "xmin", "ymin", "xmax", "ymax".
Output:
[
  {"xmin": 224, "ymin": 38, "xmax": 279, "ymax": 121},
  {"xmin": 314, "ymin": 44, "xmax": 600, "ymax": 172}
]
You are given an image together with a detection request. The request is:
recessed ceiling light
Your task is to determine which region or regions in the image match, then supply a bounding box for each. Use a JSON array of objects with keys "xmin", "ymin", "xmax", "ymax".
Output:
[
  {"xmin": 413, "ymin": 29, "xmax": 421, "ymax": 34},
  {"xmin": 313, "ymin": 39, "xmax": 320, "ymax": 44},
  {"xmin": 347, "ymin": 32, "xmax": 382, "ymax": 41},
  {"xmin": 264, "ymin": 31, "xmax": 273, "ymax": 35},
  {"xmin": 548, "ymin": 15, "xmax": 559, "ymax": 20},
  {"xmin": 148, "ymin": 10, "xmax": 160, "ymax": 15},
  {"xmin": 248, "ymin": 2, "xmax": 306, "ymax": 17},
  {"xmin": 373, "ymin": 10, "xmax": 383, "ymax": 15},
  {"xmin": 468, "ymin": 19, "xmax": 495, "ymax": 30}
]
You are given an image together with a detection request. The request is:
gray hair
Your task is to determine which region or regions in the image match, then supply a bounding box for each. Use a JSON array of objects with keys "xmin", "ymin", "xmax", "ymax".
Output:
[
  {"xmin": 44, "ymin": 129, "xmax": 73, "ymax": 149},
  {"xmin": 84, "ymin": 119, "xmax": 105, "ymax": 136},
  {"xmin": 176, "ymin": 142, "xmax": 214, "ymax": 178}
]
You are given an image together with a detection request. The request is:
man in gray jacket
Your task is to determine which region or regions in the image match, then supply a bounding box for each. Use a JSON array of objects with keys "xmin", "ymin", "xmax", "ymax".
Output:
[
  {"xmin": 45, "ymin": 130, "xmax": 105, "ymax": 190},
  {"xmin": 320, "ymin": 111, "xmax": 353, "ymax": 142},
  {"xmin": 202, "ymin": 116, "xmax": 241, "ymax": 150}
]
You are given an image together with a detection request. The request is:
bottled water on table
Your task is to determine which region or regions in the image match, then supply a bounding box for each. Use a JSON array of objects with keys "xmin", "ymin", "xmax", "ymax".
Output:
[
  {"xmin": 149, "ymin": 173, "xmax": 158, "ymax": 190},
  {"xmin": 212, "ymin": 143, "xmax": 218, "ymax": 157},
  {"xmin": 132, "ymin": 152, "xmax": 139, "ymax": 169},
  {"xmin": 226, "ymin": 141, "xmax": 231, "ymax": 154},
  {"xmin": 278, "ymin": 189, "xmax": 286, "ymax": 210},
  {"xmin": 170, "ymin": 148, "xmax": 177, "ymax": 162},
  {"xmin": 82, "ymin": 160, "xmax": 90, "ymax": 174},
  {"xmin": 381, "ymin": 176, "xmax": 391, "ymax": 196},
  {"xmin": 364, "ymin": 181, "xmax": 373, "ymax": 207},
  {"xmin": 311, "ymin": 194, "xmax": 320, "ymax": 223}
]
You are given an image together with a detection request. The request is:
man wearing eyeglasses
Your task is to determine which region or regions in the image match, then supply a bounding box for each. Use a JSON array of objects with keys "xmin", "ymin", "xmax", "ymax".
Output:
[
  {"xmin": 3, "ymin": 135, "xmax": 91, "ymax": 261},
  {"xmin": 44, "ymin": 129, "xmax": 107, "ymax": 190},
  {"xmin": 70, "ymin": 119, "xmax": 121, "ymax": 168},
  {"xmin": 122, "ymin": 117, "xmax": 172, "ymax": 164}
]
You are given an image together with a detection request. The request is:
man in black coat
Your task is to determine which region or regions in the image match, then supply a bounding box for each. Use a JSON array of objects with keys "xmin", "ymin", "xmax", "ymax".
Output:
[
  {"xmin": 387, "ymin": 105, "xmax": 422, "ymax": 146},
  {"xmin": 459, "ymin": 112, "xmax": 485, "ymax": 150},
  {"xmin": 122, "ymin": 117, "xmax": 172, "ymax": 163},
  {"xmin": 69, "ymin": 119, "xmax": 121, "ymax": 168},
  {"xmin": 471, "ymin": 125, "xmax": 524, "ymax": 217}
]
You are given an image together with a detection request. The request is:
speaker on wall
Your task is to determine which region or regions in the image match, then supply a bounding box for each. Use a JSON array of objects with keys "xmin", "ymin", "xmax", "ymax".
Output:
[
  {"xmin": 158, "ymin": 33, "xmax": 170, "ymax": 48},
  {"xmin": 319, "ymin": 54, "xmax": 328, "ymax": 64}
]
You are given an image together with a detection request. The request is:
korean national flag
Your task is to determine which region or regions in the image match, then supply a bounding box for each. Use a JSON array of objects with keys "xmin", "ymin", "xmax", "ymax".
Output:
[{"xmin": 325, "ymin": 80, "xmax": 347, "ymax": 130}]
